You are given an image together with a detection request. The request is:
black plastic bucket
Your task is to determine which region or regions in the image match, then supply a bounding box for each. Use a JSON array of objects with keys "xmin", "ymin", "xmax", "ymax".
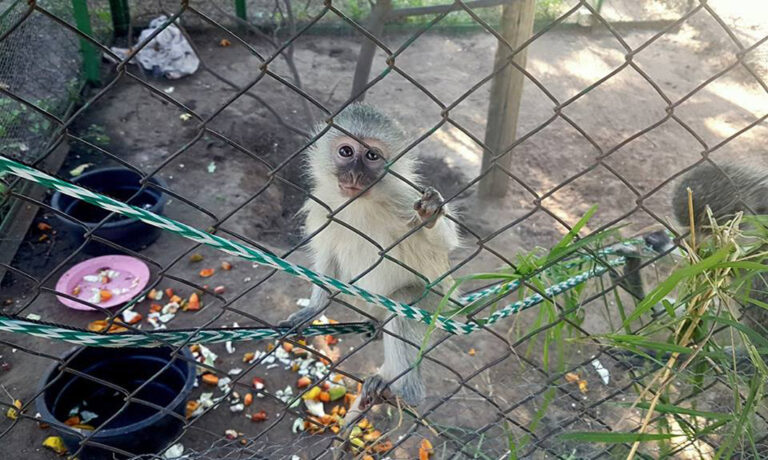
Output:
[
  {"xmin": 36, "ymin": 346, "xmax": 195, "ymax": 459},
  {"xmin": 51, "ymin": 167, "xmax": 167, "ymax": 254}
]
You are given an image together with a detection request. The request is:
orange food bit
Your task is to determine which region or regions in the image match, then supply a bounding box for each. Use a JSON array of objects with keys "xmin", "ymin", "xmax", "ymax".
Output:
[
  {"xmin": 250, "ymin": 410, "xmax": 267, "ymax": 422},
  {"xmin": 243, "ymin": 393, "xmax": 253, "ymax": 407},
  {"xmin": 332, "ymin": 374, "xmax": 344, "ymax": 383},
  {"xmin": 87, "ymin": 320, "xmax": 128, "ymax": 334},
  {"xmin": 64, "ymin": 416, "xmax": 80, "ymax": 426},
  {"xmin": 468, "ymin": 348, "xmax": 476, "ymax": 356},
  {"xmin": 72, "ymin": 286, "xmax": 81, "ymax": 296},
  {"xmin": 99, "ymin": 290, "xmax": 113, "ymax": 302},
  {"xmin": 219, "ymin": 38, "xmax": 231, "ymax": 47},
  {"xmin": 201, "ymin": 373, "xmax": 219, "ymax": 385},
  {"xmin": 372, "ymin": 439, "xmax": 393, "ymax": 453},
  {"xmin": 325, "ymin": 335, "xmax": 338, "ymax": 346},
  {"xmin": 321, "ymin": 381, "xmax": 330, "ymax": 391},
  {"xmin": 165, "ymin": 288, "xmax": 174, "ymax": 298},
  {"xmin": 564, "ymin": 372, "xmax": 580, "ymax": 384},
  {"xmin": 150, "ymin": 303, "xmax": 162, "ymax": 313},
  {"xmin": 125, "ymin": 313, "xmax": 142, "ymax": 324},
  {"xmin": 221, "ymin": 261, "xmax": 232, "ymax": 270},
  {"xmin": 419, "ymin": 439, "xmax": 434, "ymax": 460},
  {"xmin": 242, "ymin": 352, "xmax": 255, "ymax": 363},
  {"xmin": 319, "ymin": 391, "xmax": 330, "ymax": 403},
  {"xmin": 185, "ymin": 293, "xmax": 201, "ymax": 311},
  {"xmin": 37, "ymin": 234, "xmax": 49, "ymax": 242},
  {"xmin": 37, "ymin": 222, "xmax": 52, "ymax": 231},
  {"xmin": 185, "ymin": 400, "xmax": 200, "ymax": 418},
  {"xmin": 170, "ymin": 294, "xmax": 182, "ymax": 304},
  {"xmin": 199, "ymin": 268, "xmax": 215, "ymax": 278},
  {"xmin": 297, "ymin": 376, "xmax": 312, "ymax": 389},
  {"xmin": 282, "ymin": 342, "xmax": 294, "ymax": 352}
]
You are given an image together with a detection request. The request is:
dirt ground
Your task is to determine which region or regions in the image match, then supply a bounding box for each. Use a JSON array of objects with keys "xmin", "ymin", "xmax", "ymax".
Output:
[{"xmin": 2, "ymin": 1, "xmax": 768, "ymax": 458}]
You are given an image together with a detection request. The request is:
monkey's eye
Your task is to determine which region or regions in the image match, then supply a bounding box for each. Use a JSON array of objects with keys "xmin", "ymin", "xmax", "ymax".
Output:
[
  {"xmin": 365, "ymin": 149, "xmax": 381, "ymax": 161},
  {"xmin": 338, "ymin": 145, "xmax": 354, "ymax": 158}
]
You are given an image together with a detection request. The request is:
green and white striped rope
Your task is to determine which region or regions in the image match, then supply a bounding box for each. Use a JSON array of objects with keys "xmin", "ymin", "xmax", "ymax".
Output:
[
  {"xmin": 0, "ymin": 155, "xmax": 625, "ymax": 337},
  {"xmin": 459, "ymin": 247, "xmax": 638, "ymax": 304},
  {"xmin": 0, "ymin": 317, "xmax": 376, "ymax": 348},
  {"xmin": 0, "ymin": 259, "xmax": 619, "ymax": 347}
]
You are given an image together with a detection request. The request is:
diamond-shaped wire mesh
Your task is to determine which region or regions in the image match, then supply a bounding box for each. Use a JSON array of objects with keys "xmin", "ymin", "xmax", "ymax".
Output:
[{"xmin": 1, "ymin": 0, "xmax": 767, "ymax": 459}]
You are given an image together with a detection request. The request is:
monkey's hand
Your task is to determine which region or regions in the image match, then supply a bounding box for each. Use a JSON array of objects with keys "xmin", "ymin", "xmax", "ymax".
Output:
[{"xmin": 413, "ymin": 187, "xmax": 445, "ymax": 229}]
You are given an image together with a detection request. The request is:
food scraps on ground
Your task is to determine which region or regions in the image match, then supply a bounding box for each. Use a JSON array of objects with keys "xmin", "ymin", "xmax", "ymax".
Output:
[
  {"xmin": 419, "ymin": 439, "xmax": 434, "ymax": 460},
  {"xmin": 201, "ymin": 373, "xmax": 219, "ymax": 385},
  {"xmin": 564, "ymin": 372, "xmax": 588, "ymax": 394},
  {"xmin": 185, "ymin": 292, "xmax": 201, "ymax": 311},
  {"xmin": 199, "ymin": 268, "xmax": 215, "ymax": 278},
  {"xmin": 42, "ymin": 436, "xmax": 68, "ymax": 455},
  {"xmin": 6, "ymin": 399, "xmax": 21, "ymax": 420},
  {"xmin": 87, "ymin": 319, "xmax": 129, "ymax": 334},
  {"xmin": 249, "ymin": 410, "xmax": 267, "ymax": 422},
  {"xmin": 221, "ymin": 261, "xmax": 232, "ymax": 270}
]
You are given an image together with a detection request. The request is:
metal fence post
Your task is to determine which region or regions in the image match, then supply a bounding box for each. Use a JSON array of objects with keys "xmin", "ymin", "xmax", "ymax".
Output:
[
  {"xmin": 71, "ymin": 0, "xmax": 100, "ymax": 84},
  {"xmin": 108, "ymin": 0, "xmax": 131, "ymax": 37},
  {"xmin": 479, "ymin": 0, "xmax": 535, "ymax": 198},
  {"xmin": 235, "ymin": 0, "xmax": 247, "ymax": 21}
]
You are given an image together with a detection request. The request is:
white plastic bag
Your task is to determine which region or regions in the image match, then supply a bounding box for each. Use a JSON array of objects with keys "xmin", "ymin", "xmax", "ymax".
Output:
[{"xmin": 110, "ymin": 15, "xmax": 199, "ymax": 79}]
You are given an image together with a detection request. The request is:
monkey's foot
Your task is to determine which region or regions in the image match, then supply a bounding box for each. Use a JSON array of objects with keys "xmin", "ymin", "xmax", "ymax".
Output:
[
  {"xmin": 414, "ymin": 186, "xmax": 444, "ymax": 228},
  {"xmin": 277, "ymin": 307, "xmax": 318, "ymax": 331},
  {"xmin": 359, "ymin": 375, "xmax": 393, "ymax": 410}
]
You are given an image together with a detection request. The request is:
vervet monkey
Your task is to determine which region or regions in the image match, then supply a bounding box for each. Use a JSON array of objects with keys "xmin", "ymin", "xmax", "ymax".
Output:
[
  {"xmin": 279, "ymin": 103, "xmax": 460, "ymax": 410},
  {"xmin": 672, "ymin": 162, "xmax": 768, "ymax": 333}
]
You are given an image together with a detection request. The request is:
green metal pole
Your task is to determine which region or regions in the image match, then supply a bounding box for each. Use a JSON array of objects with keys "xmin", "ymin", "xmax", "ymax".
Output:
[
  {"xmin": 108, "ymin": 0, "xmax": 131, "ymax": 37},
  {"xmin": 71, "ymin": 0, "xmax": 100, "ymax": 84},
  {"xmin": 235, "ymin": 0, "xmax": 247, "ymax": 21}
]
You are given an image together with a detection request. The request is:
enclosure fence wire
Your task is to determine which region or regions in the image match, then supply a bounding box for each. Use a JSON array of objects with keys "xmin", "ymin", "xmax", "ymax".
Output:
[{"xmin": 0, "ymin": 0, "xmax": 767, "ymax": 459}]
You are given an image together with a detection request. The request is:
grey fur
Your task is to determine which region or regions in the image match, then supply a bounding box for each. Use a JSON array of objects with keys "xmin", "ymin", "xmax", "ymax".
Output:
[
  {"xmin": 672, "ymin": 162, "xmax": 768, "ymax": 334},
  {"xmin": 672, "ymin": 163, "xmax": 768, "ymax": 229}
]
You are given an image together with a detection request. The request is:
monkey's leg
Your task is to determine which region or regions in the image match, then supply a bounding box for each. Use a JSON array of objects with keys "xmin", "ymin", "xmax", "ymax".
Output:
[
  {"xmin": 344, "ymin": 286, "xmax": 432, "ymax": 427},
  {"xmin": 278, "ymin": 255, "xmax": 338, "ymax": 328}
]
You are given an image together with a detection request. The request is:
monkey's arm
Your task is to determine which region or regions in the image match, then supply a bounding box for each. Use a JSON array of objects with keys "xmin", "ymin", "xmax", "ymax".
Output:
[{"xmin": 278, "ymin": 254, "xmax": 339, "ymax": 328}]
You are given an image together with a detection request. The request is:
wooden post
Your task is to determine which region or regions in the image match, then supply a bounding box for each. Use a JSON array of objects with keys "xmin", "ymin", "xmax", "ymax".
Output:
[
  {"xmin": 350, "ymin": 0, "xmax": 392, "ymax": 101},
  {"xmin": 479, "ymin": 0, "xmax": 535, "ymax": 198}
]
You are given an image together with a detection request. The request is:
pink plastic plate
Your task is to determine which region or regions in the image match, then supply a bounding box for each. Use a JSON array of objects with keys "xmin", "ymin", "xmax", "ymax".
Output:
[{"xmin": 55, "ymin": 255, "xmax": 150, "ymax": 310}]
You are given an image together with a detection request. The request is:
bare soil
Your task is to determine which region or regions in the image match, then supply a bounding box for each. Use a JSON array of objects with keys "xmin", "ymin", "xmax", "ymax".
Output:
[{"xmin": 2, "ymin": 2, "xmax": 768, "ymax": 458}]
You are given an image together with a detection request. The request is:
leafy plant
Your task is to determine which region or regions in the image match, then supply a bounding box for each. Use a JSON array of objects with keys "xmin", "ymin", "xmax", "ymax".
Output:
[{"xmin": 565, "ymin": 208, "xmax": 768, "ymax": 458}]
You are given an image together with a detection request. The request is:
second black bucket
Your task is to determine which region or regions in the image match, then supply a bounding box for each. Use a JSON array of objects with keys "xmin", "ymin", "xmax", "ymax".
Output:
[
  {"xmin": 36, "ymin": 346, "xmax": 195, "ymax": 459},
  {"xmin": 51, "ymin": 167, "xmax": 167, "ymax": 254}
]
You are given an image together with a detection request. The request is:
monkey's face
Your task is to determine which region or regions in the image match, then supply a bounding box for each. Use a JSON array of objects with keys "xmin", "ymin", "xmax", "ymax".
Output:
[{"xmin": 330, "ymin": 136, "xmax": 388, "ymax": 198}]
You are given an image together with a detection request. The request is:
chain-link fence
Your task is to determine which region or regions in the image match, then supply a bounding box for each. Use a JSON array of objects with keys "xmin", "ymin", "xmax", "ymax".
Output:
[{"xmin": 1, "ymin": 0, "xmax": 767, "ymax": 459}]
